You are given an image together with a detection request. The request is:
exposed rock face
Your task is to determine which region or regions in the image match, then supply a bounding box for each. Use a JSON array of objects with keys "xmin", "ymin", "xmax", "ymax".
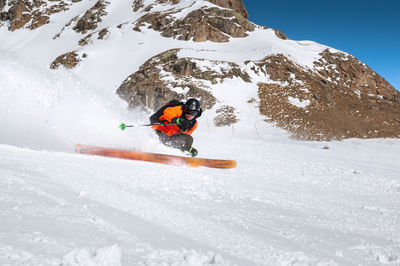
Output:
[
  {"xmin": 2, "ymin": 0, "xmax": 69, "ymax": 30},
  {"xmin": 207, "ymin": 0, "xmax": 248, "ymax": 19},
  {"xmin": 117, "ymin": 49, "xmax": 220, "ymax": 111},
  {"xmin": 73, "ymin": 0, "xmax": 108, "ymax": 34},
  {"xmin": 257, "ymin": 51, "xmax": 400, "ymax": 140},
  {"xmin": 315, "ymin": 50, "xmax": 397, "ymax": 101},
  {"xmin": 156, "ymin": 0, "xmax": 180, "ymax": 4},
  {"xmin": 134, "ymin": 6, "xmax": 254, "ymax": 42},
  {"xmin": 117, "ymin": 46, "xmax": 400, "ymax": 136},
  {"xmin": 8, "ymin": 0, "xmax": 31, "ymax": 30},
  {"xmin": 3, "ymin": 0, "xmax": 252, "ymax": 42},
  {"xmin": 50, "ymin": 51, "xmax": 82, "ymax": 69},
  {"xmin": 0, "ymin": 0, "xmax": 7, "ymax": 10},
  {"xmin": 2, "ymin": 0, "xmax": 398, "ymax": 140},
  {"xmin": 274, "ymin": 29, "xmax": 288, "ymax": 40},
  {"xmin": 1, "ymin": 0, "xmax": 106, "ymax": 31},
  {"xmin": 132, "ymin": 0, "xmax": 144, "ymax": 12},
  {"xmin": 133, "ymin": 0, "xmax": 248, "ymax": 18},
  {"xmin": 77, "ymin": 27, "xmax": 109, "ymax": 46}
]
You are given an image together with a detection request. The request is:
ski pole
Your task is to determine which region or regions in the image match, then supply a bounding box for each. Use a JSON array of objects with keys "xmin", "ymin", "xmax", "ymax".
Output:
[{"xmin": 119, "ymin": 122, "xmax": 176, "ymax": 131}]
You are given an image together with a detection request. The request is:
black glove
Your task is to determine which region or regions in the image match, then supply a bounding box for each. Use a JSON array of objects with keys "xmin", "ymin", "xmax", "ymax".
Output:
[
  {"xmin": 171, "ymin": 117, "xmax": 190, "ymax": 130},
  {"xmin": 189, "ymin": 146, "xmax": 198, "ymax": 157}
]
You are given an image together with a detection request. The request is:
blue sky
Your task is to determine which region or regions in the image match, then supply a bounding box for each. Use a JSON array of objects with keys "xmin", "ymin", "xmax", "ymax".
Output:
[{"xmin": 243, "ymin": 0, "xmax": 400, "ymax": 91}]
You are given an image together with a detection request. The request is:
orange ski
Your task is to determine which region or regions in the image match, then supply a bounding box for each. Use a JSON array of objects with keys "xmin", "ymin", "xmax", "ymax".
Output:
[{"xmin": 75, "ymin": 144, "xmax": 236, "ymax": 169}]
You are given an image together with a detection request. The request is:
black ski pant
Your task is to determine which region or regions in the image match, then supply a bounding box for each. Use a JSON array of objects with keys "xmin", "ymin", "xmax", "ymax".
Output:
[{"xmin": 155, "ymin": 130, "xmax": 193, "ymax": 152}]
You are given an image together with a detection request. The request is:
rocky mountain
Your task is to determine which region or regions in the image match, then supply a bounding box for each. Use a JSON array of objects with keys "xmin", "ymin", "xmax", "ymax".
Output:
[{"xmin": 1, "ymin": 0, "xmax": 399, "ymax": 140}]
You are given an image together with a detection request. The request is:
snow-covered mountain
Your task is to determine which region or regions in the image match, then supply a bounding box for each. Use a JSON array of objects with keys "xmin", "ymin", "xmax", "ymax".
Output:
[
  {"xmin": 1, "ymin": 51, "xmax": 399, "ymax": 264},
  {"xmin": 1, "ymin": 0, "xmax": 399, "ymax": 140},
  {"xmin": 1, "ymin": 1, "xmax": 400, "ymax": 265}
]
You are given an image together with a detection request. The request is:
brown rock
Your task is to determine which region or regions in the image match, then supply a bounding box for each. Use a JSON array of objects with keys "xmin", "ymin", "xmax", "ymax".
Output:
[
  {"xmin": 32, "ymin": 0, "xmax": 42, "ymax": 8},
  {"xmin": 73, "ymin": 0, "xmax": 108, "ymax": 34},
  {"xmin": 116, "ymin": 47, "xmax": 399, "ymax": 139},
  {"xmin": 256, "ymin": 52, "xmax": 400, "ymax": 140},
  {"xmin": 30, "ymin": 14, "xmax": 49, "ymax": 29},
  {"xmin": 156, "ymin": 0, "xmax": 180, "ymax": 4},
  {"xmin": 133, "ymin": 0, "xmax": 144, "ymax": 12},
  {"xmin": 2, "ymin": 0, "xmax": 73, "ymax": 31},
  {"xmin": 135, "ymin": 6, "xmax": 254, "ymax": 43},
  {"xmin": 117, "ymin": 49, "xmax": 218, "ymax": 111},
  {"xmin": 315, "ymin": 49, "xmax": 397, "ymax": 100},
  {"xmin": 97, "ymin": 27, "xmax": 108, "ymax": 39},
  {"xmin": 207, "ymin": 0, "xmax": 249, "ymax": 19},
  {"xmin": 78, "ymin": 33, "xmax": 93, "ymax": 46},
  {"xmin": 50, "ymin": 51, "xmax": 81, "ymax": 69},
  {"xmin": 0, "ymin": 0, "xmax": 6, "ymax": 10},
  {"xmin": 274, "ymin": 29, "xmax": 288, "ymax": 40},
  {"xmin": 8, "ymin": 0, "xmax": 31, "ymax": 31},
  {"xmin": 0, "ymin": 12, "xmax": 8, "ymax": 21}
]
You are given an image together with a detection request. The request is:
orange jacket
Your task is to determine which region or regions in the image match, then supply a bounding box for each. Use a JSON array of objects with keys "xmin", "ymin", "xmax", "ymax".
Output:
[{"xmin": 153, "ymin": 105, "xmax": 197, "ymax": 136}]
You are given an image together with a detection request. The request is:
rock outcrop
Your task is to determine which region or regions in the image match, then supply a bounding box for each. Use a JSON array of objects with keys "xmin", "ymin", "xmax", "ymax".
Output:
[
  {"xmin": 73, "ymin": 0, "xmax": 108, "ymax": 34},
  {"xmin": 133, "ymin": 0, "xmax": 249, "ymax": 19},
  {"xmin": 2, "ymin": 0, "xmax": 398, "ymax": 140},
  {"xmin": 0, "ymin": 0, "xmax": 6, "ymax": 10},
  {"xmin": 50, "ymin": 51, "xmax": 83, "ymax": 69},
  {"xmin": 117, "ymin": 46, "xmax": 400, "ymax": 137},
  {"xmin": 0, "ymin": 0, "xmax": 107, "ymax": 31},
  {"xmin": 257, "ymin": 51, "xmax": 400, "ymax": 140},
  {"xmin": 1, "ymin": 0, "xmax": 69, "ymax": 30},
  {"xmin": 134, "ymin": 6, "xmax": 254, "ymax": 42},
  {"xmin": 117, "ymin": 49, "xmax": 219, "ymax": 111},
  {"xmin": 207, "ymin": 0, "xmax": 248, "ymax": 19},
  {"xmin": 8, "ymin": 1, "xmax": 31, "ymax": 30}
]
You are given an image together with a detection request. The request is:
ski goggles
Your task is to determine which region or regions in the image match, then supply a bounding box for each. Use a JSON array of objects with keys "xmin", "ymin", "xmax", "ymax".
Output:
[{"xmin": 184, "ymin": 108, "xmax": 198, "ymax": 116}]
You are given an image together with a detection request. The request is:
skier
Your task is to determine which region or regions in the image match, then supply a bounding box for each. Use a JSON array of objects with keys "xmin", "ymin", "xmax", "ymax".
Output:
[{"xmin": 150, "ymin": 98, "xmax": 202, "ymax": 157}]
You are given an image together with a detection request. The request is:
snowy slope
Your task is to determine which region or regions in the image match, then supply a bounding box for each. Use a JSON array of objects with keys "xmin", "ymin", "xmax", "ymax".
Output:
[
  {"xmin": 0, "ymin": 0, "xmax": 334, "ymax": 93},
  {"xmin": 1, "ymin": 129, "xmax": 400, "ymax": 265},
  {"xmin": 1, "ymin": 0, "xmax": 400, "ymax": 265},
  {"xmin": 0, "ymin": 0, "xmax": 341, "ymax": 137},
  {"xmin": 1, "ymin": 50, "xmax": 400, "ymax": 266}
]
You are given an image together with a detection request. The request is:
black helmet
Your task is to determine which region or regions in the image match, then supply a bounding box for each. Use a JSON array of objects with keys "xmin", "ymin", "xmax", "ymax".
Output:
[{"xmin": 184, "ymin": 98, "xmax": 200, "ymax": 116}]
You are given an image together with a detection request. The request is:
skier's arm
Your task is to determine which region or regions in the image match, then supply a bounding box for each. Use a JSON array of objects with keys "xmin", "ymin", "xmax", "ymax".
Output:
[
  {"xmin": 161, "ymin": 106, "xmax": 181, "ymax": 122},
  {"xmin": 149, "ymin": 113, "xmax": 159, "ymax": 124}
]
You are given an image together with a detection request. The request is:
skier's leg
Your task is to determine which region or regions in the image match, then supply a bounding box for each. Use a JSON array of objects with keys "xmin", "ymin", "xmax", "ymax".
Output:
[
  {"xmin": 155, "ymin": 130, "xmax": 170, "ymax": 144},
  {"xmin": 169, "ymin": 134, "xmax": 193, "ymax": 151},
  {"xmin": 156, "ymin": 131, "xmax": 193, "ymax": 151}
]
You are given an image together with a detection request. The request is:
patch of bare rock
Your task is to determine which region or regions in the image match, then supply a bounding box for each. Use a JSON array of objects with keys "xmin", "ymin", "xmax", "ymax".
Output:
[
  {"xmin": 117, "ymin": 49, "xmax": 219, "ymax": 112},
  {"xmin": 257, "ymin": 50, "xmax": 400, "ymax": 140},
  {"xmin": 116, "ymin": 46, "xmax": 400, "ymax": 138},
  {"xmin": 50, "ymin": 51, "xmax": 86, "ymax": 69},
  {"xmin": 0, "ymin": 0, "xmax": 71, "ymax": 30},
  {"xmin": 133, "ymin": 4, "xmax": 254, "ymax": 42},
  {"xmin": 73, "ymin": 0, "xmax": 108, "ymax": 34}
]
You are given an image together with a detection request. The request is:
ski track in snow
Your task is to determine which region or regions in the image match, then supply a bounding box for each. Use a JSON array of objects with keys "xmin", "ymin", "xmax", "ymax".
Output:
[{"xmin": 1, "ymin": 135, "xmax": 400, "ymax": 265}]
